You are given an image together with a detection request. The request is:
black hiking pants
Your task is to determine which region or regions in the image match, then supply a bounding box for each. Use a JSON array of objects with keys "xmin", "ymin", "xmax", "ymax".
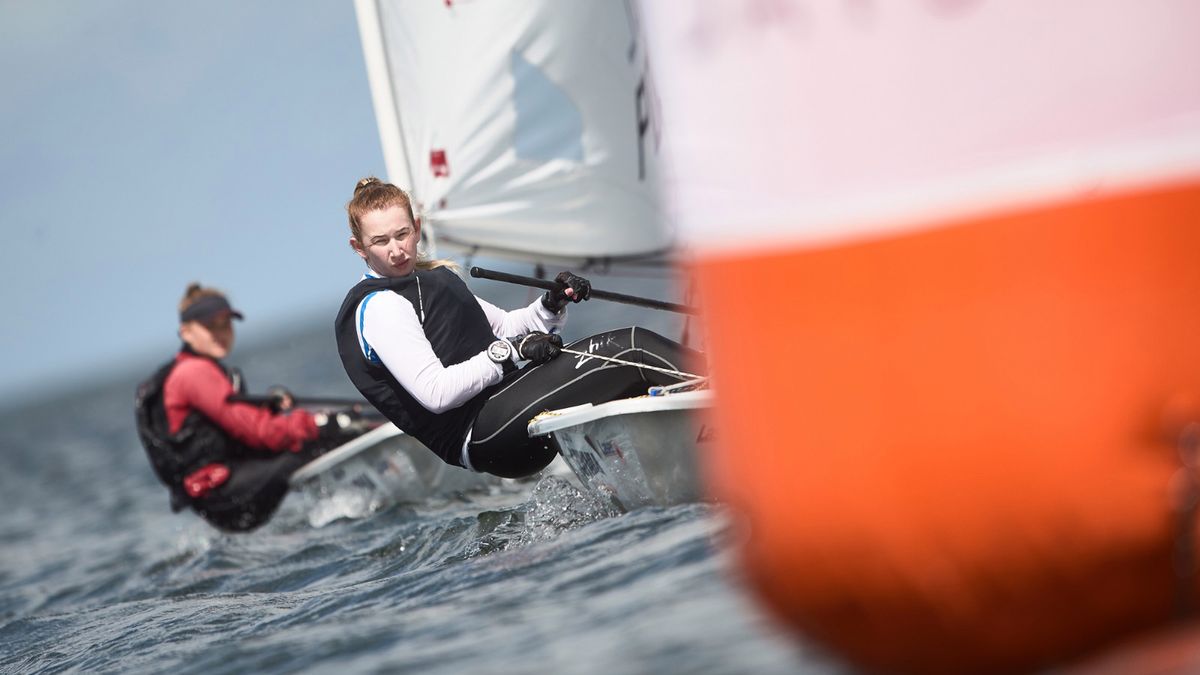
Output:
[
  {"xmin": 466, "ymin": 327, "xmax": 702, "ymax": 478},
  {"xmin": 190, "ymin": 434, "xmax": 346, "ymax": 532}
]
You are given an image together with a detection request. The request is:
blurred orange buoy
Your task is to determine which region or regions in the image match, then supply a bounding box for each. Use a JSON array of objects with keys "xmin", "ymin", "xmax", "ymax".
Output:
[{"xmin": 644, "ymin": 1, "xmax": 1200, "ymax": 672}]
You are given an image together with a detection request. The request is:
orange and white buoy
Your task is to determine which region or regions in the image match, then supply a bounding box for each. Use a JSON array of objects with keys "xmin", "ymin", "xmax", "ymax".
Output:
[{"xmin": 644, "ymin": 2, "xmax": 1200, "ymax": 673}]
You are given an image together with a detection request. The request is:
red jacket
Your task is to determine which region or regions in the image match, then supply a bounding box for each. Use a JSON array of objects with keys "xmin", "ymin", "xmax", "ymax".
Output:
[{"xmin": 163, "ymin": 351, "xmax": 318, "ymax": 452}]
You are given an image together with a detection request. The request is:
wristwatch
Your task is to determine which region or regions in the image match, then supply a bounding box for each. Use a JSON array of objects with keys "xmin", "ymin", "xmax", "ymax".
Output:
[{"xmin": 486, "ymin": 339, "xmax": 513, "ymax": 364}]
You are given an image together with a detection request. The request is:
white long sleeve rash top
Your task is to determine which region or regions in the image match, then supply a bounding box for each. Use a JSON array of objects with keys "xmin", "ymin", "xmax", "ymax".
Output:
[{"xmin": 354, "ymin": 270, "xmax": 566, "ymax": 414}]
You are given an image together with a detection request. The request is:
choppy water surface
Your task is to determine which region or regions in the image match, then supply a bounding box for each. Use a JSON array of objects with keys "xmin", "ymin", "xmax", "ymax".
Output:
[{"xmin": 0, "ymin": 287, "xmax": 842, "ymax": 674}]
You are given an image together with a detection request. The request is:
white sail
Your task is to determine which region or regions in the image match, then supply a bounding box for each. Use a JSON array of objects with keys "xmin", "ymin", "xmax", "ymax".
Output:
[{"xmin": 354, "ymin": 0, "xmax": 670, "ymax": 263}]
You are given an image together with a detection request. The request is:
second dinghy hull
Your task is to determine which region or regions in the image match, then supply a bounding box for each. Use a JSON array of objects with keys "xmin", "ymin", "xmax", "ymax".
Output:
[{"xmin": 289, "ymin": 423, "xmax": 496, "ymax": 521}]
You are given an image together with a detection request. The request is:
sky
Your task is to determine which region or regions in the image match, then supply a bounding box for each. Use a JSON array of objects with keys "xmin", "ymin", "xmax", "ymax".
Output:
[{"xmin": 0, "ymin": 1, "xmax": 387, "ymax": 405}]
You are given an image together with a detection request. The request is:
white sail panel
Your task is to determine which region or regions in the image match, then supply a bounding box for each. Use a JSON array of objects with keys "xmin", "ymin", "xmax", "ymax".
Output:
[{"xmin": 357, "ymin": 0, "xmax": 669, "ymax": 262}]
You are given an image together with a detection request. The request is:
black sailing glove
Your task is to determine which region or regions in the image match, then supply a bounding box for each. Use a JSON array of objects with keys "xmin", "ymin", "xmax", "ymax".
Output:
[
  {"xmin": 514, "ymin": 331, "xmax": 563, "ymax": 365},
  {"xmin": 541, "ymin": 271, "xmax": 592, "ymax": 313},
  {"xmin": 266, "ymin": 385, "xmax": 295, "ymax": 413}
]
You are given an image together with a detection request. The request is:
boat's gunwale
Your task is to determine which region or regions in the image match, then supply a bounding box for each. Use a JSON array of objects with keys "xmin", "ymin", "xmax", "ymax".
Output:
[
  {"xmin": 289, "ymin": 422, "xmax": 404, "ymax": 484},
  {"xmin": 526, "ymin": 390, "xmax": 712, "ymax": 436}
]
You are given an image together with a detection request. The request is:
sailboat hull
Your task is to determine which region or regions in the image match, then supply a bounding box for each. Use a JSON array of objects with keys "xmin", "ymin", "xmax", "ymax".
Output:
[
  {"xmin": 289, "ymin": 423, "xmax": 496, "ymax": 513},
  {"xmin": 528, "ymin": 390, "xmax": 712, "ymax": 510}
]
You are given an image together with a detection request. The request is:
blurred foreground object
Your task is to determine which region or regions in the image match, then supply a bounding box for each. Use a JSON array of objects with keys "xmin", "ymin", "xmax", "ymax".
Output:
[{"xmin": 643, "ymin": 1, "xmax": 1200, "ymax": 673}]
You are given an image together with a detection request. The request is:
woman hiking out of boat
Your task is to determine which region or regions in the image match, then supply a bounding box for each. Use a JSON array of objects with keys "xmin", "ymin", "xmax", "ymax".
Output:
[
  {"xmin": 335, "ymin": 176, "xmax": 702, "ymax": 478},
  {"xmin": 135, "ymin": 284, "xmax": 355, "ymax": 532}
]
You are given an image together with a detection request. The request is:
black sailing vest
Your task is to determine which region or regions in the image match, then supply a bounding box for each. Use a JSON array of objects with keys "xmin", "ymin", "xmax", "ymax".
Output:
[
  {"xmin": 134, "ymin": 353, "xmax": 252, "ymax": 511},
  {"xmin": 334, "ymin": 267, "xmax": 501, "ymax": 466}
]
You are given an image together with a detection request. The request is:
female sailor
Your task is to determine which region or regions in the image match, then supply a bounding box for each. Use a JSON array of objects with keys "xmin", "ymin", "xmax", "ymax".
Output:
[
  {"xmin": 335, "ymin": 177, "xmax": 701, "ymax": 478},
  {"xmin": 135, "ymin": 284, "xmax": 351, "ymax": 532}
]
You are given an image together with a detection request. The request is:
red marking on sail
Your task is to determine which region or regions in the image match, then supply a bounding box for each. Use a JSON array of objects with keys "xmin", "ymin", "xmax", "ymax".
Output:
[{"xmin": 430, "ymin": 149, "xmax": 450, "ymax": 178}]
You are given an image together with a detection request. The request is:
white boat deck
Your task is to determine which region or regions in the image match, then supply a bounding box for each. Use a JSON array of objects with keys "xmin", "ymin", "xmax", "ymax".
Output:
[{"xmin": 527, "ymin": 390, "xmax": 712, "ymax": 436}]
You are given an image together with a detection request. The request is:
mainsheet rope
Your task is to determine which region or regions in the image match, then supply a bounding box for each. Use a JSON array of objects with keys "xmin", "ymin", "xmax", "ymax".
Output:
[{"xmin": 558, "ymin": 347, "xmax": 704, "ymax": 381}]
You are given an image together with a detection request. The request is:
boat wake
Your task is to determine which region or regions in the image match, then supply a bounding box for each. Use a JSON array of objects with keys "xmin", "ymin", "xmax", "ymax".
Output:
[
  {"xmin": 299, "ymin": 486, "xmax": 389, "ymax": 528},
  {"xmin": 517, "ymin": 475, "xmax": 621, "ymax": 545}
]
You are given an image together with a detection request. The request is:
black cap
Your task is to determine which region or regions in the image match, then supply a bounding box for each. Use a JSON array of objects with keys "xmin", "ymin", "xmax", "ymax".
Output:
[{"xmin": 179, "ymin": 295, "xmax": 244, "ymax": 323}]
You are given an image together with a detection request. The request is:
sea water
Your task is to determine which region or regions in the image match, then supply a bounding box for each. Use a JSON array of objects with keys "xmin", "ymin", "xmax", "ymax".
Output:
[{"xmin": 0, "ymin": 278, "xmax": 844, "ymax": 674}]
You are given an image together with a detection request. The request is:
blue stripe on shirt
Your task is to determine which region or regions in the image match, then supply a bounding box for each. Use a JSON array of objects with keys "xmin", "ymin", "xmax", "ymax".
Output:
[{"xmin": 358, "ymin": 291, "xmax": 382, "ymax": 364}]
